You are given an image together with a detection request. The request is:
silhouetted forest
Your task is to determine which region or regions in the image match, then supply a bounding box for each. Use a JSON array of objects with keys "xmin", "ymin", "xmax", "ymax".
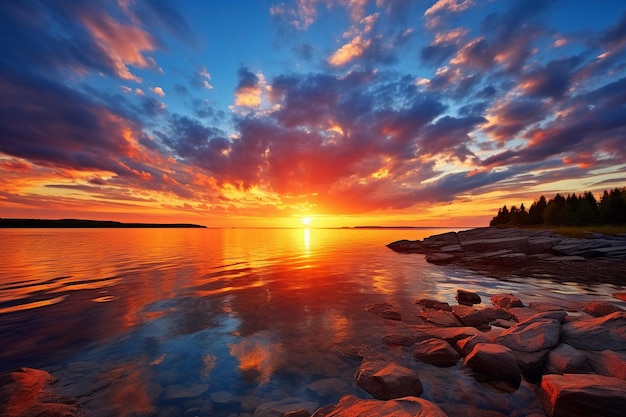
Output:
[{"xmin": 490, "ymin": 187, "xmax": 626, "ymax": 227}]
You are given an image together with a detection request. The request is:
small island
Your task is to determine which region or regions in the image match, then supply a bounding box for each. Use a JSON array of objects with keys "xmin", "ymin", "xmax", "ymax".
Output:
[{"xmin": 0, "ymin": 218, "xmax": 207, "ymax": 228}]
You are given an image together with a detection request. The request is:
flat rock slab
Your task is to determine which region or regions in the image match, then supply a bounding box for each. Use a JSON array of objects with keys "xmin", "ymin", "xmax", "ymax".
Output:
[
  {"xmin": 491, "ymin": 293, "xmax": 524, "ymax": 309},
  {"xmin": 311, "ymin": 394, "xmax": 448, "ymax": 417},
  {"xmin": 538, "ymin": 374, "xmax": 626, "ymax": 417}
]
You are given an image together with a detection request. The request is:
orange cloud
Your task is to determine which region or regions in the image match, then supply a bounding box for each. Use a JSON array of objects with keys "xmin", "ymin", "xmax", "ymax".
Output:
[
  {"xmin": 328, "ymin": 35, "xmax": 371, "ymax": 66},
  {"xmin": 424, "ymin": 0, "xmax": 475, "ymax": 16},
  {"xmin": 150, "ymin": 87, "xmax": 165, "ymax": 97},
  {"xmin": 234, "ymin": 85, "xmax": 263, "ymax": 108},
  {"xmin": 82, "ymin": 14, "xmax": 157, "ymax": 82}
]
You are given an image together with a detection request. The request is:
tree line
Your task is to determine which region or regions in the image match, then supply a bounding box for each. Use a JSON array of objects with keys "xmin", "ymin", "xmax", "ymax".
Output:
[{"xmin": 490, "ymin": 187, "xmax": 626, "ymax": 227}]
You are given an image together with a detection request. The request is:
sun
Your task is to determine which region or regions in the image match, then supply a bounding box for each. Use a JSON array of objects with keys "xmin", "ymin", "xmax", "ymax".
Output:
[{"xmin": 301, "ymin": 217, "xmax": 311, "ymax": 226}]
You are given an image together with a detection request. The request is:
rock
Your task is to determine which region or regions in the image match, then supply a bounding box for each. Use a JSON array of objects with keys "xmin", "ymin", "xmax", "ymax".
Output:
[
  {"xmin": 491, "ymin": 319, "xmax": 516, "ymax": 329},
  {"xmin": 356, "ymin": 357, "xmax": 423, "ymax": 400},
  {"xmin": 545, "ymin": 343, "xmax": 592, "ymax": 375},
  {"xmin": 582, "ymin": 301, "xmax": 624, "ymax": 317},
  {"xmin": 613, "ymin": 292, "xmax": 626, "ymax": 302},
  {"xmin": 310, "ymin": 394, "xmax": 448, "ymax": 417},
  {"xmin": 491, "ymin": 294, "xmax": 524, "ymax": 309},
  {"xmin": 587, "ymin": 350, "xmax": 626, "ymax": 380},
  {"xmin": 495, "ymin": 318, "xmax": 561, "ymax": 352},
  {"xmin": 462, "ymin": 343, "xmax": 521, "ymax": 388},
  {"xmin": 415, "ymin": 299, "xmax": 453, "ymax": 311},
  {"xmin": 455, "ymin": 334, "xmax": 490, "ymax": 357},
  {"xmin": 520, "ymin": 310, "xmax": 568, "ymax": 324},
  {"xmin": 254, "ymin": 398, "xmax": 319, "ymax": 417},
  {"xmin": 307, "ymin": 378, "xmax": 350, "ymax": 398},
  {"xmin": 0, "ymin": 367, "xmax": 81, "ymax": 417},
  {"xmin": 285, "ymin": 410, "xmax": 312, "ymax": 417},
  {"xmin": 365, "ymin": 303, "xmax": 402, "ymax": 321},
  {"xmin": 545, "ymin": 255, "xmax": 586, "ymax": 262},
  {"xmin": 538, "ymin": 374, "xmax": 626, "ymax": 417},
  {"xmin": 426, "ymin": 253, "xmax": 457, "ymax": 264},
  {"xmin": 382, "ymin": 333, "xmax": 422, "ymax": 347},
  {"xmin": 456, "ymin": 289, "xmax": 482, "ymax": 306},
  {"xmin": 411, "ymin": 325, "xmax": 483, "ymax": 345},
  {"xmin": 561, "ymin": 311, "xmax": 626, "ymax": 351},
  {"xmin": 459, "ymin": 236, "xmax": 529, "ymax": 253},
  {"xmin": 164, "ymin": 384, "xmax": 209, "ymax": 400},
  {"xmin": 511, "ymin": 348, "xmax": 551, "ymax": 379},
  {"xmin": 413, "ymin": 338, "xmax": 460, "ymax": 367},
  {"xmin": 452, "ymin": 305, "xmax": 513, "ymax": 329},
  {"xmin": 420, "ymin": 309, "xmax": 462, "ymax": 327},
  {"xmin": 439, "ymin": 403, "xmax": 508, "ymax": 417}
]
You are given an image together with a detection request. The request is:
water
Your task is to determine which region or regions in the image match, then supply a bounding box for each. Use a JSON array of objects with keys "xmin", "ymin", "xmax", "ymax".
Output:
[{"xmin": 1, "ymin": 228, "xmax": 624, "ymax": 416}]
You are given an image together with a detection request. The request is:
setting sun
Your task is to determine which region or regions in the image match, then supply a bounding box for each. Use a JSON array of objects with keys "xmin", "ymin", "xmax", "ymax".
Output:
[{"xmin": 301, "ymin": 217, "xmax": 311, "ymax": 226}]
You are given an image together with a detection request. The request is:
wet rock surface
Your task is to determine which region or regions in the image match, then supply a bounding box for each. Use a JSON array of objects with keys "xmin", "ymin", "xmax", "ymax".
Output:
[{"xmin": 387, "ymin": 227, "xmax": 626, "ymax": 283}]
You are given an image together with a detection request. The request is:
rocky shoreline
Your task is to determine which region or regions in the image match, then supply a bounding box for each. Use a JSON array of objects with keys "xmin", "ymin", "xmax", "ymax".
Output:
[
  {"xmin": 387, "ymin": 227, "xmax": 626, "ymax": 284},
  {"xmin": 3, "ymin": 290, "xmax": 625, "ymax": 417},
  {"xmin": 2, "ymin": 227, "xmax": 625, "ymax": 417}
]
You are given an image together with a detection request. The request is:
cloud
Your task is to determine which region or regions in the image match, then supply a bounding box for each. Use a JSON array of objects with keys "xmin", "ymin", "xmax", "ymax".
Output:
[
  {"xmin": 328, "ymin": 36, "xmax": 371, "ymax": 66},
  {"xmin": 80, "ymin": 12, "xmax": 158, "ymax": 82},
  {"xmin": 234, "ymin": 67, "xmax": 264, "ymax": 108},
  {"xmin": 150, "ymin": 86, "xmax": 165, "ymax": 97},
  {"xmin": 424, "ymin": 0, "xmax": 475, "ymax": 17}
]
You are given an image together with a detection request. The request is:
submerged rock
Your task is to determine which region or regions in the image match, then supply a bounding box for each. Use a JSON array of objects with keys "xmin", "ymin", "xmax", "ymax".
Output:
[
  {"xmin": 311, "ymin": 394, "xmax": 448, "ymax": 417},
  {"xmin": 365, "ymin": 302, "xmax": 402, "ymax": 321},
  {"xmin": 0, "ymin": 367, "xmax": 82, "ymax": 417}
]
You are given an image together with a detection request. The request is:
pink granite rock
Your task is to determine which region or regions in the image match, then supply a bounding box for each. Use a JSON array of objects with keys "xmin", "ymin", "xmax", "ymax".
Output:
[
  {"xmin": 311, "ymin": 394, "xmax": 448, "ymax": 417},
  {"xmin": 413, "ymin": 338, "xmax": 461, "ymax": 367},
  {"xmin": 462, "ymin": 343, "xmax": 521, "ymax": 388},
  {"xmin": 538, "ymin": 373, "xmax": 626, "ymax": 417},
  {"xmin": 356, "ymin": 357, "xmax": 423, "ymax": 400}
]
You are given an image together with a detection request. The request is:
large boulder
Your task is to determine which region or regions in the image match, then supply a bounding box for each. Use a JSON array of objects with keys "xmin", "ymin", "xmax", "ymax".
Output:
[
  {"xmin": 587, "ymin": 350, "xmax": 626, "ymax": 380},
  {"xmin": 538, "ymin": 374, "xmax": 626, "ymax": 417},
  {"xmin": 413, "ymin": 338, "xmax": 460, "ymax": 367},
  {"xmin": 461, "ymin": 343, "xmax": 521, "ymax": 388},
  {"xmin": 495, "ymin": 318, "xmax": 561, "ymax": 352},
  {"xmin": 356, "ymin": 357, "xmax": 423, "ymax": 400},
  {"xmin": 0, "ymin": 368, "xmax": 82, "ymax": 417},
  {"xmin": 561, "ymin": 311, "xmax": 626, "ymax": 351},
  {"xmin": 545, "ymin": 343, "xmax": 592, "ymax": 375},
  {"xmin": 311, "ymin": 395, "xmax": 448, "ymax": 417}
]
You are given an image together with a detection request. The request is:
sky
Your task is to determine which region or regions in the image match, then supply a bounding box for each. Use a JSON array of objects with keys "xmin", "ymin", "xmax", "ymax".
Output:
[{"xmin": 1, "ymin": 0, "xmax": 626, "ymax": 228}]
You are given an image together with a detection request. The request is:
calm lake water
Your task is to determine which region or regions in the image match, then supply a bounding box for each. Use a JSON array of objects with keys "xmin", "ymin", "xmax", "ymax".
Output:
[{"xmin": 1, "ymin": 228, "xmax": 624, "ymax": 416}]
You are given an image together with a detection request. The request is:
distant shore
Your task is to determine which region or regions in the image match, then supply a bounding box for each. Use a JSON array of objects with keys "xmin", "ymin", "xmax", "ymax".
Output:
[{"xmin": 0, "ymin": 218, "xmax": 207, "ymax": 228}]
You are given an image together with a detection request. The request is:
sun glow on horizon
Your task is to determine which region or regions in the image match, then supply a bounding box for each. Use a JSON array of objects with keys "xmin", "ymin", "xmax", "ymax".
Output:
[{"xmin": 301, "ymin": 217, "xmax": 311, "ymax": 226}]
